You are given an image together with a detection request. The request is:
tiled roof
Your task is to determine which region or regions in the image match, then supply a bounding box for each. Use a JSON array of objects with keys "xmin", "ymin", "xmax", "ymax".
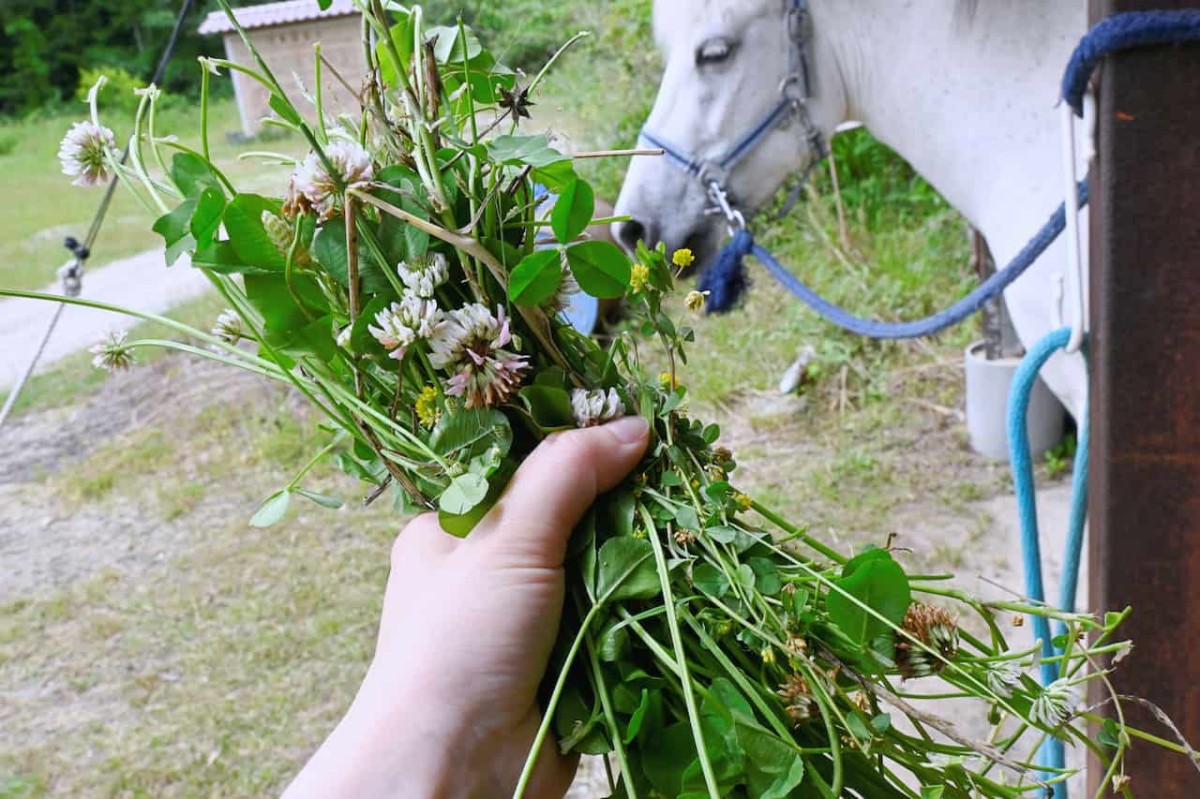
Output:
[{"xmin": 198, "ymin": 0, "xmax": 358, "ymax": 36}]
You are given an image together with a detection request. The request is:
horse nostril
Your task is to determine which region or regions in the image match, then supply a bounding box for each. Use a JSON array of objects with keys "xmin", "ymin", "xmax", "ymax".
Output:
[{"xmin": 617, "ymin": 219, "xmax": 649, "ymax": 254}]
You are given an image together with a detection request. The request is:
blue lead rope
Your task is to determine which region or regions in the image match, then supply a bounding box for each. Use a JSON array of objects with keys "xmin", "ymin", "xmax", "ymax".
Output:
[{"xmin": 702, "ymin": 182, "xmax": 1089, "ymax": 334}]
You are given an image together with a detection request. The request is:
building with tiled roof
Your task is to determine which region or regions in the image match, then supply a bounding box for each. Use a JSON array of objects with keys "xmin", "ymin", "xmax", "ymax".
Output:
[{"xmin": 198, "ymin": 0, "xmax": 363, "ymax": 137}]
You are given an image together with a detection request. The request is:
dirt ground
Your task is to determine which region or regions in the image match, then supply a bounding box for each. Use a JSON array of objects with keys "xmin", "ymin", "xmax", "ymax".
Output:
[{"xmin": 0, "ymin": 350, "xmax": 1082, "ymax": 797}]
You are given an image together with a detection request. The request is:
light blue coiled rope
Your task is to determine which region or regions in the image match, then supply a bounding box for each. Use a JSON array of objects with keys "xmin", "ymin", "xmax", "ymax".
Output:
[{"xmin": 1006, "ymin": 327, "xmax": 1090, "ymax": 797}]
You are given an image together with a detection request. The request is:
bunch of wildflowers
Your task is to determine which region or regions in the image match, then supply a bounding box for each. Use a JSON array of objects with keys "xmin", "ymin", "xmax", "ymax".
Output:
[{"xmin": 31, "ymin": 3, "xmax": 1188, "ymax": 797}]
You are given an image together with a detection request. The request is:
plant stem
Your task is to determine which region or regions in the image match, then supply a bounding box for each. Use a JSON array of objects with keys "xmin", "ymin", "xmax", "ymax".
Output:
[
  {"xmin": 512, "ymin": 604, "xmax": 600, "ymax": 799},
  {"xmin": 639, "ymin": 505, "xmax": 721, "ymax": 799}
]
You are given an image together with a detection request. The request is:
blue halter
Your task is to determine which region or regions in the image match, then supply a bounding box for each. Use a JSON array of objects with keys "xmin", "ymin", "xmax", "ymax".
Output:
[{"xmin": 638, "ymin": 0, "xmax": 827, "ymax": 205}]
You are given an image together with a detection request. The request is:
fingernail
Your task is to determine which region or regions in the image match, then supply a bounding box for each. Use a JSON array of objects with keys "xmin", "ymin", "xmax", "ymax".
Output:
[{"xmin": 606, "ymin": 415, "xmax": 649, "ymax": 445}]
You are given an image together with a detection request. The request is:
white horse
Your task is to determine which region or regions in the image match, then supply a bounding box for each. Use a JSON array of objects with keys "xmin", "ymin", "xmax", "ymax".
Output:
[{"xmin": 614, "ymin": 0, "xmax": 1090, "ymax": 421}]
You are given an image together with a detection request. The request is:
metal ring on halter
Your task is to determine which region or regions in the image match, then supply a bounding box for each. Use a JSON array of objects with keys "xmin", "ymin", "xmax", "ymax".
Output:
[{"xmin": 705, "ymin": 182, "xmax": 747, "ymax": 234}]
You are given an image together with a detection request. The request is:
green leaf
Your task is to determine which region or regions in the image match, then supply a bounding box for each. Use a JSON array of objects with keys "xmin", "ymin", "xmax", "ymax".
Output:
[
  {"xmin": 249, "ymin": 490, "xmax": 291, "ymax": 528},
  {"xmin": 921, "ymin": 787, "xmax": 946, "ymax": 799},
  {"xmin": 531, "ymin": 160, "xmax": 577, "ymax": 192},
  {"xmin": 294, "ymin": 488, "xmax": 344, "ymax": 509},
  {"xmin": 674, "ymin": 506, "xmax": 700, "ymax": 532},
  {"xmin": 870, "ymin": 712, "xmax": 892, "ymax": 734},
  {"xmin": 170, "ymin": 152, "xmax": 224, "ymax": 199},
  {"xmin": 439, "ymin": 472, "xmax": 490, "ymax": 515},
  {"xmin": 518, "ymin": 385, "xmax": 575, "ymax": 430},
  {"xmin": 487, "ymin": 134, "xmax": 569, "ymax": 168},
  {"xmin": 704, "ymin": 678, "xmax": 756, "ymax": 726},
  {"xmin": 846, "ymin": 712, "xmax": 873, "ymax": 741},
  {"xmin": 376, "ymin": 17, "xmax": 415, "ymax": 85},
  {"xmin": 268, "ymin": 92, "xmax": 302, "ymax": 125},
  {"xmin": 152, "ymin": 200, "xmax": 197, "ymax": 267},
  {"xmin": 189, "ymin": 186, "xmax": 225, "ymax": 244},
  {"xmin": 223, "ymin": 194, "xmax": 286, "ymax": 272},
  {"xmin": 692, "ymin": 563, "xmax": 729, "ymax": 598},
  {"xmin": 551, "ymin": 179, "xmax": 595, "ymax": 244},
  {"xmin": 312, "ymin": 217, "xmax": 394, "ymax": 295},
  {"xmin": 747, "ymin": 557, "xmax": 783, "ymax": 596},
  {"xmin": 428, "ymin": 24, "xmax": 482, "ymax": 63},
  {"xmin": 243, "ymin": 273, "xmax": 328, "ymax": 333},
  {"xmin": 430, "ymin": 408, "xmax": 513, "ymax": 461},
  {"xmin": 706, "ymin": 525, "xmax": 739, "ymax": 545},
  {"xmin": 376, "ymin": 164, "xmax": 431, "ymax": 260},
  {"xmin": 565, "ymin": 241, "xmax": 631, "ymax": 299},
  {"xmin": 826, "ymin": 553, "xmax": 912, "ymax": 645},
  {"xmin": 1098, "ymin": 718, "xmax": 1122, "ymax": 749},
  {"xmin": 623, "ymin": 688, "xmax": 656, "ymax": 744},
  {"xmin": 841, "ymin": 545, "xmax": 892, "ymax": 577},
  {"xmin": 641, "ymin": 722, "xmax": 699, "ymax": 797},
  {"xmin": 760, "ymin": 756, "xmax": 805, "ymax": 799},
  {"xmin": 595, "ymin": 537, "xmax": 659, "ymax": 604},
  {"xmin": 438, "ymin": 459, "xmax": 515, "ymax": 537},
  {"xmin": 598, "ymin": 621, "xmax": 629, "ymax": 663},
  {"xmin": 508, "ymin": 249, "xmax": 563, "ymax": 306}
]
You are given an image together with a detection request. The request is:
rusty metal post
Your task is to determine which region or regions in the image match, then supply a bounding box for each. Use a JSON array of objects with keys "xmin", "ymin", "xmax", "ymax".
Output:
[{"xmin": 1087, "ymin": 0, "xmax": 1200, "ymax": 794}]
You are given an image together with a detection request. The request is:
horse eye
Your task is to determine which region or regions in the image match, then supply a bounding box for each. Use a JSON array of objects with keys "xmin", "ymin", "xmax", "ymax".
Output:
[{"xmin": 696, "ymin": 38, "xmax": 734, "ymax": 67}]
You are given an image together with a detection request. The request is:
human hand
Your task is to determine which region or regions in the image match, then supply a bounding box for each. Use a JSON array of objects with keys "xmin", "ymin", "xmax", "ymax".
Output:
[{"xmin": 282, "ymin": 415, "xmax": 651, "ymax": 799}]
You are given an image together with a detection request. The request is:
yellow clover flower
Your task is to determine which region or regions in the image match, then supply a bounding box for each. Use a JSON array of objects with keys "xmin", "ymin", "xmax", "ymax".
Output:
[
  {"xmin": 629, "ymin": 262, "xmax": 650, "ymax": 293},
  {"xmin": 672, "ymin": 248, "xmax": 695, "ymax": 268},
  {"xmin": 416, "ymin": 385, "xmax": 440, "ymax": 427}
]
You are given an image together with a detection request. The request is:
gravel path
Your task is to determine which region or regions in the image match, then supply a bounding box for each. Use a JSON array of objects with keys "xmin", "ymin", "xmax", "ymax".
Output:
[{"xmin": 0, "ymin": 250, "xmax": 211, "ymax": 390}]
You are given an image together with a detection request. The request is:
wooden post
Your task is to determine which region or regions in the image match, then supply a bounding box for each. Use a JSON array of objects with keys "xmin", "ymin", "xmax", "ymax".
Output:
[{"xmin": 1088, "ymin": 0, "xmax": 1200, "ymax": 794}]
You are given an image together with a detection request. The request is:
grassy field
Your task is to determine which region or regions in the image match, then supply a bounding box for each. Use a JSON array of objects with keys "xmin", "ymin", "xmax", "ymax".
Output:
[
  {"xmin": 0, "ymin": 6, "xmax": 1058, "ymax": 797},
  {"xmin": 0, "ymin": 98, "xmax": 301, "ymax": 293}
]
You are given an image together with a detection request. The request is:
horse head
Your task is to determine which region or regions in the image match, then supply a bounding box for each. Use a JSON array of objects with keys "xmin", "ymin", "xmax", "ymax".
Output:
[{"xmin": 613, "ymin": 0, "xmax": 845, "ymax": 268}]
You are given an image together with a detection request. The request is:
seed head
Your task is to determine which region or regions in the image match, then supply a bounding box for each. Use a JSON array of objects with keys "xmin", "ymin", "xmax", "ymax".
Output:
[
  {"xmin": 777, "ymin": 673, "xmax": 814, "ymax": 724},
  {"xmin": 684, "ymin": 290, "xmax": 708, "ymax": 314},
  {"xmin": 895, "ymin": 603, "xmax": 959, "ymax": 679},
  {"xmin": 674, "ymin": 528, "xmax": 696, "ymax": 546}
]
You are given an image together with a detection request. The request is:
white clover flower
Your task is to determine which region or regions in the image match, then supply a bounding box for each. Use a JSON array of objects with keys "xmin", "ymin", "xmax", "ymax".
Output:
[
  {"xmin": 1029, "ymin": 678, "xmax": 1080, "ymax": 729},
  {"xmin": 397, "ymin": 254, "xmax": 450, "ymax": 298},
  {"xmin": 368, "ymin": 295, "xmax": 441, "ymax": 360},
  {"xmin": 985, "ymin": 661, "xmax": 1024, "ymax": 699},
  {"xmin": 286, "ymin": 139, "xmax": 374, "ymax": 220},
  {"xmin": 88, "ymin": 330, "xmax": 135, "ymax": 372},
  {"xmin": 335, "ymin": 325, "xmax": 352, "ymax": 349},
  {"xmin": 58, "ymin": 121, "xmax": 117, "ymax": 187},
  {"xmin": 571, "ymin": 387, "xmax": 625, "ymax": 427},
  {"xmin": 211, "ymin": 309, "xmax": 243, "ymax": 344},
  {"xmin": 429, "ymin": 304, "xmax": 529, "ymax": 408}
]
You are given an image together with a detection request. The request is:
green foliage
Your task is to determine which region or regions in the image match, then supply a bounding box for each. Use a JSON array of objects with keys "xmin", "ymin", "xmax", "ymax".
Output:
[
  {"xmin": 813, "ymin": 128, "xmax": 949, "ymax": 231},
  {"xmin": 76, "ymin": 66, "xmax": 144, "ymax": 115},
  {"xmin": 0, "ymin": 0, "xmax": 258, "ymax": 117}
]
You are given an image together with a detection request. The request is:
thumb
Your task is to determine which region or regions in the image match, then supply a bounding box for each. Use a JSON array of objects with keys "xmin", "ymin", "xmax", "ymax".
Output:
[{"xmin": 470, "ymin": 415, "xmax": 650, "ymax": 565}]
